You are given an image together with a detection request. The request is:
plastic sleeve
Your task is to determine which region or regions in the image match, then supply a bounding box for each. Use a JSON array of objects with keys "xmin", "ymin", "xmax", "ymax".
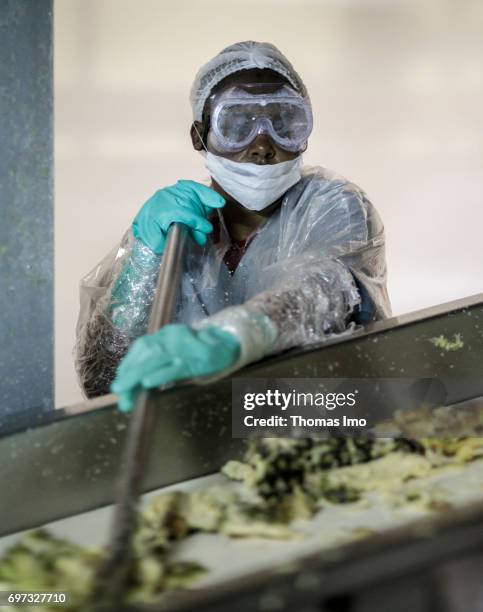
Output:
[
  {"xmin": 74, "ymin": 230, "xmax": 160, "ymax": 397},
  {"xmin": 195, "ymin": 253, "xmax": 360, "ymax": 370}
]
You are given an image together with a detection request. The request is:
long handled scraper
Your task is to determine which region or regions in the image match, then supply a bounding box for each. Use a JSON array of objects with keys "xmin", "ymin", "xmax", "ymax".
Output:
[{"xmin": 92, "ymin": 223, "xmax": 187, "ymax": 610}]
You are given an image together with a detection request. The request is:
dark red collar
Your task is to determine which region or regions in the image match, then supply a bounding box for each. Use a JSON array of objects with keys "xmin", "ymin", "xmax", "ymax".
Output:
[{"xmin": 210, "ymin": 214, "xmax": 255, "ymax": 276}]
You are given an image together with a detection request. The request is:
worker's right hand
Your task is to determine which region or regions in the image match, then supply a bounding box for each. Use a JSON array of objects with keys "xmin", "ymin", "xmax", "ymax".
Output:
[{"xmin": 132, "ymin": 180, "xmax": 225, "ymax": 254}]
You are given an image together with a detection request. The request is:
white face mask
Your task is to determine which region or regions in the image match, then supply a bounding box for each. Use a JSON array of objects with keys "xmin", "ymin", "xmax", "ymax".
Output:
[{"xmin": 203, "ymin": 152, "xmax": 303, "ymax": 211}]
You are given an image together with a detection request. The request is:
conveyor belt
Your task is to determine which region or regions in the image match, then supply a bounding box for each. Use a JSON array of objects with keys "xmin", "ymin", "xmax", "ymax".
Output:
[
  {"xmin": 2, "ymin": 456, "xmax": 483, "ymax": 610},
  {"xmin": 2, "ymin": 294, "xmax": 483, "ymax": 537},
  {"xmin": 2, "ymin": 294, "xmax": 483, "ymax": 610}
]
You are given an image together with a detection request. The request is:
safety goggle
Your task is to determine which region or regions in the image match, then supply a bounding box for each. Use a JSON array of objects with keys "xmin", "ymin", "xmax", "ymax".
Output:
[{"xmin": 209, "ymin": 85, "xmax": 313, "ymax": 153}]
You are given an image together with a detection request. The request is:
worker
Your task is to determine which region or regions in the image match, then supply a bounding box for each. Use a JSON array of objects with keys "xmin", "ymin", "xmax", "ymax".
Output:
[{"xmin": 75, "ymin": 41, "xmax": 391, "ymax": 412}]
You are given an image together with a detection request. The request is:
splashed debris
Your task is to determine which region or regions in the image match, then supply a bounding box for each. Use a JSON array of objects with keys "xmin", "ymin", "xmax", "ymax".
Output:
[
  {"xmin": 2, "ymin": 436, "xmax": 483, "ymax": 609},
  {"xmin": 429, "ymin": 333, "xmax": 464, "ymax": 351}
]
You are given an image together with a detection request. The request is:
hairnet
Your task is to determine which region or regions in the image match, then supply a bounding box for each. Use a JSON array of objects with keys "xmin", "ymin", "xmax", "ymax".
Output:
[{"xmin": 190, "ymin": 41, "xmax": 309, "ymax": 122}]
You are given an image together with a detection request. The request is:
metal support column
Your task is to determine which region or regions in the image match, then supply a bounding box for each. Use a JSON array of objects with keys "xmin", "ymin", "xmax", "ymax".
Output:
[{"xmin": 0, "ymin": 0, "xmax": 54, "ymax": 418}]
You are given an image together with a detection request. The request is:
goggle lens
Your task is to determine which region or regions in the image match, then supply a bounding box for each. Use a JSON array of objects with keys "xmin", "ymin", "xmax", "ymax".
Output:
[{"xmin": 210, "ymin": 87, "xmax": 312, "ymax": 153}]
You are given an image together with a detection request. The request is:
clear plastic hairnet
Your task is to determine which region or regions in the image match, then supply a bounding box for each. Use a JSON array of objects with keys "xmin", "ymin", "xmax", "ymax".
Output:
[
  {"xmin": 74, "ymin": 167, "xmax": 391, "ymax": 398},
  {"xmin": 190, "ymin": 41, "xmax": 308, "ymax": 122}
]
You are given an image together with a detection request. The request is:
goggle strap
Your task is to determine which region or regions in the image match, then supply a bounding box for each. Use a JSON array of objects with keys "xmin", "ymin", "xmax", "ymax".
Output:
[{"xmin": 192, "ymin": 122, "xmax": 209, "ymax": 153}]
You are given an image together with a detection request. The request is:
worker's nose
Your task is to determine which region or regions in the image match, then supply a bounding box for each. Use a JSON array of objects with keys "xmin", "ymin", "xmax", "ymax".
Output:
[{"xmin": 245, "ymin": 134, "xmax": 276, "ymax": 164}]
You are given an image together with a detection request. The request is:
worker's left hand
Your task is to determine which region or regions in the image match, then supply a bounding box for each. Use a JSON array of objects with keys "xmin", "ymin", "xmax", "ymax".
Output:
[{"xmin": 110, "ymin": 323, "xmax": 240, "ymax": 412}]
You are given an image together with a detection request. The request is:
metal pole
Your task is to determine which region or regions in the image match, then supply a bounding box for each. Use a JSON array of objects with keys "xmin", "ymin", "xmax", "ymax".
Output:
[
  {"xmin": 0, "ymin": 0, "xmax": 53, "ymax": 417},
  {"xmin": 92, "ymin": 224, "xmax": 187, "ymax": 610}
]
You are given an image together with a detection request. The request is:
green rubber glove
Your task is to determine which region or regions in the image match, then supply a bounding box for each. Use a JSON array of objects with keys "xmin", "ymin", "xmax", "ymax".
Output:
[
  {"xmin": 132, "ymin": 180, "xmax": 225, "ymax": 254},
  {"xmin": 110, "ymin": 324, "xmax": 240, "ymax": 412}
]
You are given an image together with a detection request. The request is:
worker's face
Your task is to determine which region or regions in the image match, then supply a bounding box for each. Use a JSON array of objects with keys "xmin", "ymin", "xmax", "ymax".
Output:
[{"xmin": 190, "ymin": 69, "xmax": 302, "ymax": 165}]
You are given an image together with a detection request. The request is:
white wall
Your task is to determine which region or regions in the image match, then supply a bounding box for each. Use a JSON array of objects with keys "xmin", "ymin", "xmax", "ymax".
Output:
[{"xmin": 54, "ymin": 0, "xmax": 483, "ymax": 407}]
